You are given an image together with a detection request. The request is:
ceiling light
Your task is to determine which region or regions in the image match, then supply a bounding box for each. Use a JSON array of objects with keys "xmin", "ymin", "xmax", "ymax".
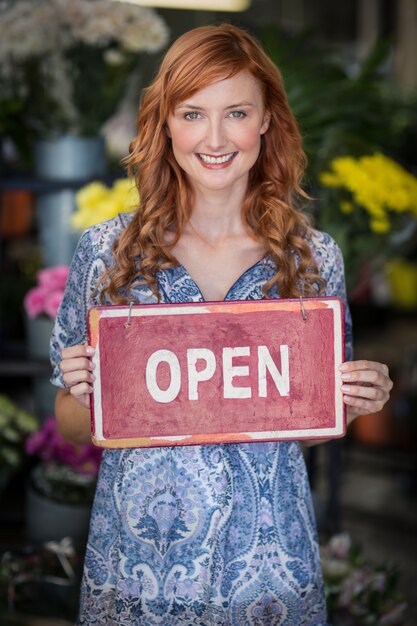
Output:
[{"xmin": 112, "ymin": 0, "xmax": 250, "ymax": 12}]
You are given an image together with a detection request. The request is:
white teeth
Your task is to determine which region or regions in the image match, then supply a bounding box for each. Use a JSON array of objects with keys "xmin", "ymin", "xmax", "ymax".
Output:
[{"xmin": 199, "ymin": 152, "xmax": 235, "ymax": 164}]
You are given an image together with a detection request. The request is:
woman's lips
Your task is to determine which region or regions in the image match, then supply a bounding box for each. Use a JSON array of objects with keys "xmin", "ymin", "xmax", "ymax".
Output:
[{"xmin": 196, "ymin": 152, "xmax": 238, "ymax": 168}]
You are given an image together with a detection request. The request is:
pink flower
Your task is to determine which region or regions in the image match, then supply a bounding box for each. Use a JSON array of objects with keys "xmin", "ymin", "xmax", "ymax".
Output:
[
  {"xmin": 38, "ymin": 265, "xmax": 69, "ymax": 291},
  {"xmin": 25, "ymin": 416, "xmax": 102, "ymax": 475},
  {"xmin": 23, "ymin": 286, "xmax": 49, "ymax": 318},
  {"xmin": 25, "ymin": 429, "xmax": 47, "ymax": 455},
  {"xmin": 44, "ymin": 290, "xmax": 65, "ymax": 318},
  {"xmin": 24, "ymin": 265, "xmax": 69, "ymax": 319}
]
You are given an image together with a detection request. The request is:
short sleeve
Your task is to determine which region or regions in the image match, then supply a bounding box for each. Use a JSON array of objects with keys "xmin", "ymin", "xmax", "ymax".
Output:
[
  {"xmin": 49, "ymin": 229, "xmax": 107, "ymax": 388},
  {"xmin": 321, "ymin": 238, "xmax": 353, "ymax": 362}
]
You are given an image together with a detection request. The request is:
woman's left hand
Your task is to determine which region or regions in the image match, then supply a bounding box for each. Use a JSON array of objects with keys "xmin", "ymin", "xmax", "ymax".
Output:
[{"xmin": 339, "ymin": 360, "xmax": 393, "ymax": 427}]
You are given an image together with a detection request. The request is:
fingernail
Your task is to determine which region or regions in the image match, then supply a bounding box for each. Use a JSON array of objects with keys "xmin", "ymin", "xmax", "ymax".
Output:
[
  {"xmin": 341, "ymin": 373, "xmax": 351, "ymax": 380},
  {"xmin": 86, "ymin": 346, "xmax": 95, "ymax": 355},
  {"xmin": 339, "ymin": 364, "xmax": 349, "ymax": 371},
  {"xmin": 90, "ymin": 362, "xmax": 96, "ymax": 370},
  {"xmin": 342, "ymin": 385, "xmax": 351, "ymax": 392}
]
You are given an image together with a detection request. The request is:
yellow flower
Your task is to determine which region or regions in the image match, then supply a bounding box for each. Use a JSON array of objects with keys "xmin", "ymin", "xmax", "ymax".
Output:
[
  {"xmin": 340, "ymin": 201, "xmax": 353, "ymax": 214},
  {"xmin": 75, "ymin": 182, "xmax": 108, "ymax": 211},
  {"xmin": 369, "ymin": 219, "xmax": 391, "ymax": 234},
  {"xmin": 111, "ymin": 178, "xmax": 140, "ymax": 212},
  {"xmin": 319, "ymin": 172, "xmax": 340, "ymax": 187},
  {"xmin": 72, "ymin": 178, "xmax": 139, "ymax": 230},
  {"xmin": 320, "ymin": 153, "xmax": 417, "ymax": 223}
]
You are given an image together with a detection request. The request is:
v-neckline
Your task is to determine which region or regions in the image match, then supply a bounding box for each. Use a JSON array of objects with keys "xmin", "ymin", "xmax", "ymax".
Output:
[{"xmin": 175, "ymin": 255, "xmax": 269, "ymax": 302}]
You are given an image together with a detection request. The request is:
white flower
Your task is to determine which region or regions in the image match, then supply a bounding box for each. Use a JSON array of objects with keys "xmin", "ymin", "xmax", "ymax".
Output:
[
  {"xmin": 103, "ymin": 49, "xmax": 126, "ymax": 66},
  {"xmin": 328, "ymin": 532, "xmax": 351, "ymax": 559},
  {"xmin": 0, "ymin": 0, "xmax": 169, "ymax": 134},
  {"xmin": 42, "ymin": 54, "xmax": 79, "ymax": 129},
  {"xmin": 101, "ymin": 108, "xmax": 136, "ymax": 158},
  {"xmin": 321, "ymin": 557, "xmax": 350, "ymax": 579},
  {"xmin": 121, "ymin": 21, "xmax": 168, "ymax": 53},
  {"xmin": 0, "ymin": 0, "xmax": 168, "ymax": 62}
]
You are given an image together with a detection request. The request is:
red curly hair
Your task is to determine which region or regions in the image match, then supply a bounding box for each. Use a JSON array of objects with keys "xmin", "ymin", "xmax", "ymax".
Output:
[{"xmin": 102, "ymin": 23, "xmax": 324, "ymax": 303}]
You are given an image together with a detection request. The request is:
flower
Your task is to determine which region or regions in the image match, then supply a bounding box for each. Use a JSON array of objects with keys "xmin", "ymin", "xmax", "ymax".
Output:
[
  {"xmin": 26, "ymin": 416, "xmax": 103, "ymax": 505},
  {"xmin": 101, "ymin": 107, "xmax": 136, "ymax": 159},
  {"xmin": 319, "ymin": 153, "xmax": 417, "ymax": 294},
  {"xmin": 0, "ymin": 0, "xmax": 169, "ymax": 138},
  {"xmin": 23, "ymin": 265, "xmax": 70, "ymax": 319},
  {"xmin": 72, "ymin": 177, "xmax": 139, "ymax": 229},
  {"xmin": 320, "ymin": 533, "xmax": 407, "ymax": 625},
  {"xmin": 320, "ymin": 154, "xmax": 417, "ymax": 231},
  {"xmin": 0, "ymin": 394, "xmax": 37, "ymax": 473}
]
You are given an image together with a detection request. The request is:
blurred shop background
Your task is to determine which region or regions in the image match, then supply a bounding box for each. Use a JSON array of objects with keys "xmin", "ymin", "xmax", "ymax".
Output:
[{"xmin": 0, "ymin": 0, "xmax": 416, "ymax": 624}]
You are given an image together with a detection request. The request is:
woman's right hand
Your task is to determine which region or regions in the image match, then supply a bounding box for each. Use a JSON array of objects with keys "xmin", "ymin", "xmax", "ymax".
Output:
[{"xmin": 60, "ymin": 344, "xmax": 95, "ymax": 409}]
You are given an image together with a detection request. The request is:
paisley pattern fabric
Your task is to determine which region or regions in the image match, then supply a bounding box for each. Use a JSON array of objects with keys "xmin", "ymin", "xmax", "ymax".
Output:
[{"xmin": 50, "ymin": 214, "xmax": 352, "ymax": 625}]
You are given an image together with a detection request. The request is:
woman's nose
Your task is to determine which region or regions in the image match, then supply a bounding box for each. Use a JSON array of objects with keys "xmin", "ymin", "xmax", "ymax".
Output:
[{"xmin": 205, "ymin": 119, "xmax": 227, "ymax": 151}]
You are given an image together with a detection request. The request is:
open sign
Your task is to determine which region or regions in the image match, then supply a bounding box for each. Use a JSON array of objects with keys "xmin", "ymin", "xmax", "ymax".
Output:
[{"xmin": 88, "ymin": 298, "xmax": 346, "ymax": 448}]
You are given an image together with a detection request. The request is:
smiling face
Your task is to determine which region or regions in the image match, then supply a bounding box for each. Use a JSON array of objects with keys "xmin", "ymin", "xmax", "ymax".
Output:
[{"xmin": 166, "ymin": 71, "xmax": 270, "ymax": 197}]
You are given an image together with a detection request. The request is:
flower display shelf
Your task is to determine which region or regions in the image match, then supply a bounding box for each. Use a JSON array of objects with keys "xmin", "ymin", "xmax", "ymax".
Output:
[
  {"xmin": 0, "ymin": 170, "xmax": 122, "ymax": 379},
  {"xmin": 0, "ymin": 171, "xmax": 123, "ymax": 193}
]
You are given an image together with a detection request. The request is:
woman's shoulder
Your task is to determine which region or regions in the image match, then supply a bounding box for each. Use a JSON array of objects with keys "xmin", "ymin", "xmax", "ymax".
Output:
[
  {"xmin": 83, "ymin": 212, "xmax": 135, "ymax": 245},
  {"xmin": 305, "ymin": 227, "xmax": 343, "ymax": 265},
  {"xmin": 303, "ymin": 227, "xmax": 346, "ymax": 285},
  {"xmin": 78, "ymin": 212, "xmax": 135, "ymax": 258}
]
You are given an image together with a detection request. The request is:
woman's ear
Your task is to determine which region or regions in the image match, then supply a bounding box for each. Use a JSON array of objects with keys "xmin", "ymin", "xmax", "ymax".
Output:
[
  {"xmin": 165, "ymin": 124, "xmax": 171, "ymax": 138},
  {"xmin": 260, "ymin": 112, "xmax": 271, "ymax": 135}
]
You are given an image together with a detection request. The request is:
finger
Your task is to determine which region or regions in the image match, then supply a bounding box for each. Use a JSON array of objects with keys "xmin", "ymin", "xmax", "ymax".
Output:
[
  {"xmin": 78, "ymin": 395, "xmax": 91, "ymax": 410},
  {"xmin": 69, "ymin": 381, "xmax": 94, "ymax": 399},
  {"xmin": 63, "ymin": 369, "xmax": 95, "ymax": 388},
  {"xmin": 61, "ymin": 356, "xmax": 95, "ymax": 374},
  {"xmin": 341, "ymin": 384, "xmax": 388, "ymax": 402},
  {"xmin": 343, "ymin": 394, "xmax": 386, "ymax": 414},
  {"xmin": 340, "ymin": 360, "xmax": 389, "ymax": 376},
  {"xmin": 62, "ymin": 344, "xmax": 95, "ymax": 359},
  {"xmin": 341, "ymin": 368, "xmax": 392, "ymax": 388}
]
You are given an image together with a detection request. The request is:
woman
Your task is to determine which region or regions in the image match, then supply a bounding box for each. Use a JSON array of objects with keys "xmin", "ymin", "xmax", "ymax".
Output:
[{"xmin": 51, "ymin": 24, "xmax": 392, "ymax": 625}]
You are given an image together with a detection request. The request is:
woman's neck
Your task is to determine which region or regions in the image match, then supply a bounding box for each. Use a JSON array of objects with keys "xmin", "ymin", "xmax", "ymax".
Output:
[{"xmin": 189, "ymin": 185, "xmax": 248, "ymax": 244}]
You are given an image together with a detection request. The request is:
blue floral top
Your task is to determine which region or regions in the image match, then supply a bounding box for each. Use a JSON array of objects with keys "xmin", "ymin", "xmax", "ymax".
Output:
[{"xmin": 51, "ymin": 213, "xmax": 352, "ymax": 626}]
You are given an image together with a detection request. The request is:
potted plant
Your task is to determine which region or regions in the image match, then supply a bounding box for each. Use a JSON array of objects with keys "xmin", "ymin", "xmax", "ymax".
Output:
[
  {"xmin": 25, "ymin": 416, "xmax": 102, "ymax": 546},
  {"xmin": 0, "ymin": 1, "xmax": 169, "ymax": 263},
  {"xmin": 320, "ymin": 533, "xmax": 407, "ymax": 625},
  {"xmin": 23, "ymin": 265, "xmax": 69, "ymax": 418},
  {"xmin": 319, "ymin": 153, "xmax": 417, "ymax": 297},
  {"xmin": 0, "ymin": 0, "xmax": 169, "ymax": 150},
  {"xmin": 0, "ymin": 538, "xmax": 81, "ymax": 621},
  {"xmin": 23, "ymin": 265, "xmax": 70, "ymax": 360},
  {"xmin": 0, "ymin": 395, "xmax": 37, "ymax": 495}
]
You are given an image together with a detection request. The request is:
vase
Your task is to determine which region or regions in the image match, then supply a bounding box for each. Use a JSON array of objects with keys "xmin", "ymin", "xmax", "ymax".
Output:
[
  {"xmin": 34, "ymin": 134, "xmax": 107, "ymax": 267},
  {"xmin": 353, "ymin": 408, "xmax": 393, "ymax": 447},
  {"xmin": 25, "ymin": 314, "xmax": 56, "ymax": 418},
  {"xmin": 32, "ymin": 375, "xmax": 57, "ymax": 420},
  {"xmin": 26, "ymin": 482, "xmax": 92, "ymax": 547},
  {"xmin": 0, "ymin": 190, "xmax": 34, "ymax": 239},
  {"xmin": 34, "ymin": 134, "xmax": 106, "ymax": 181},
  {"xmin": 0, "ymin": 468, "xmax": 13, "ymax": 500},
  {"xmin": 25, "ymin": 314, "xmax": 54, "ymax": 360}
]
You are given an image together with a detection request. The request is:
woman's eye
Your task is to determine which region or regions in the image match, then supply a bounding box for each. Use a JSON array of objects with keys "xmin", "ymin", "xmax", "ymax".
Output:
[
  {"xmin": 184, "ymin": 112, "xmax": 201, "ymax": 120},
  {"xmin": 229, "ymin": 111, "xmax": 246, "ymax": 119}
]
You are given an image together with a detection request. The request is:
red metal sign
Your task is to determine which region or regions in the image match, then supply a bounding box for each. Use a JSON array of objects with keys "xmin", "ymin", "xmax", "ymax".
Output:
[{"xmin": 88, "ymin": 298, "xmax": 346, "ymax": 448}]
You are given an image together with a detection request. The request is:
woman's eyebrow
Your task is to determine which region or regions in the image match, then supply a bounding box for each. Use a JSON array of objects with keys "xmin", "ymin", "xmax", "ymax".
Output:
[
  {"xmin": 175, "ymin": 101, "xmax": 254, "ymax": 111},
  {"xmin": 175, "ymin": 103, "xmax": 204, "ymax": 110},
  {"xmin": 225, "ymin": 102, "xmax": 254, "ymax": 109}
]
